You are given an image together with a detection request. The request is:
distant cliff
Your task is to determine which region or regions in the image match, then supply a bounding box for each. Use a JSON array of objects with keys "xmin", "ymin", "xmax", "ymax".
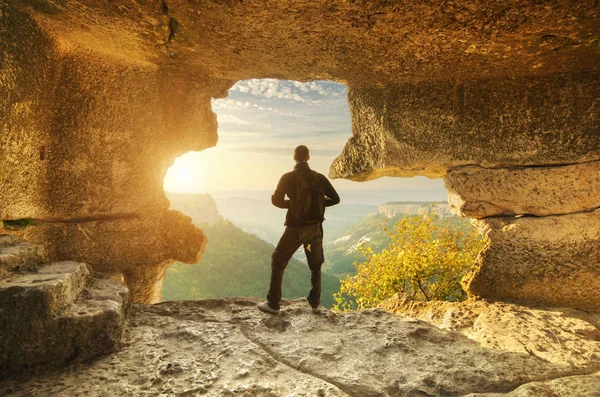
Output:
[
  {"xmin": 378, "ymin": 201, "xmax": 453, "ymax": 218},
  {"xmin": 166, "ymin": 193, "xmax": 220, "ymax": 225}
]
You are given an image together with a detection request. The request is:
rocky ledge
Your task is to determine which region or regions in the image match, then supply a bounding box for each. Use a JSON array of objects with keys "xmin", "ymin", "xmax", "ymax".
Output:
[{"xmin": 2, "ymin": 297, "xmax": 599, "ymax": 396}]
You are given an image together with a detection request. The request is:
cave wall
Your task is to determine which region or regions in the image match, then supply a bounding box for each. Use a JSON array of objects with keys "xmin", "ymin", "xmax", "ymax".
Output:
[
  {"xmin": 1, "ymin": 0, "xmax": 599, "ymax": 307},
  {"xmin": 0, "ymin": 3, "xmax": 227, "ymax": 302},
  {"xmin": 330, "ymin": 73, "xmax": 600, "ymax": 180}
]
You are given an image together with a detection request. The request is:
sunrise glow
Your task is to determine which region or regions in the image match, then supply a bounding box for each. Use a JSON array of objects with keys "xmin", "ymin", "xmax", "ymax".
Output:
[{"xmin": 163, "ymin": 153, "xmax": 205, "ymax": 194}]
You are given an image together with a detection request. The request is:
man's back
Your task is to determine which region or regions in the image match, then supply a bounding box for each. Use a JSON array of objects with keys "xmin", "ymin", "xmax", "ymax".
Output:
[{"xmin": 271, "ymin": 162, "xmax": 340, "ymax": 227}]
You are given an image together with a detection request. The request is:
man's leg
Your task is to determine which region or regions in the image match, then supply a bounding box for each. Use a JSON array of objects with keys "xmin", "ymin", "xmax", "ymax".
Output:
[
  {"xmin": 266, "ymin": 227, "xmax": 302, "ymax": 310},
  {"xmin": 305, "ymin": 224, "xmax": 324, "ymax": 308}
]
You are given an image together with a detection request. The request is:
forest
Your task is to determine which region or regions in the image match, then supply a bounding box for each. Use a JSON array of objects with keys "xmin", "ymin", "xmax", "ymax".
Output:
[{"xmin": 162, "ymin": 220, "xmax": 340, "ymax": 307}]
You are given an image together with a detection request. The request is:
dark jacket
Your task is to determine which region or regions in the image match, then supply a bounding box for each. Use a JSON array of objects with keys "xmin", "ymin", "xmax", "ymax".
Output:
[{"xmin": 271, "ymin": 162, "xmax": 340, "ymax": 227}]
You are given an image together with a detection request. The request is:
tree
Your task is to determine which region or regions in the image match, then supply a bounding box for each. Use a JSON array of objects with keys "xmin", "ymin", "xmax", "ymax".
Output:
[{"xmin": 333, "ymin": 215, "xmax": 487, "ymax": 311}]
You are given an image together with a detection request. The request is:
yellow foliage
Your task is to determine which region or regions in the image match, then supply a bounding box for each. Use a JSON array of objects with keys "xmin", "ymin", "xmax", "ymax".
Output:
[{"xmin": 333, "ymin": 215, "xmax": 487, "ymax": 311}]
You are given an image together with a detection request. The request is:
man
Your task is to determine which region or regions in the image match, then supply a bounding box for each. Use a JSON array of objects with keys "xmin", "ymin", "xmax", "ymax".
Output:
[{"xmin": 258, "ymin": 145, "xmax": 340, "ymax": 315}]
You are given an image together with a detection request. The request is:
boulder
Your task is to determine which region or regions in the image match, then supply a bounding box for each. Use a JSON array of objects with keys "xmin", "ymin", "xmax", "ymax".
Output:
[
  {"xmin": 0, "ymin": 261, "xmax": 128, "ymax": 377},
  {"xmin": 0, "ymin": 234, "xmax": 44, "ymax": 278},
  {"xmin": 464, "ymin": 209, "xmax": 600, "ymax": 311},
  {"xmin": 445, "ymin": 161, "xmax": 600, "ymax": 218},
  {"xmin": 3, "ymin": 210, "xmax": 205, "ymax": 303}
]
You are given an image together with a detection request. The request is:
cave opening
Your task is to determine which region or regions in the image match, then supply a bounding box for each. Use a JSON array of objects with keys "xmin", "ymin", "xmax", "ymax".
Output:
[{"xmin": 161, "ymin": 79, "xmax": 472, "ymax": 309}]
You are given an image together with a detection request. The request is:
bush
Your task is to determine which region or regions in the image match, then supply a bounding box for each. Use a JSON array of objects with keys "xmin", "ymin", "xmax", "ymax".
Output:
[{"xmin": 333, "ymin": 215, "xmax": 486, "ymax": 311}]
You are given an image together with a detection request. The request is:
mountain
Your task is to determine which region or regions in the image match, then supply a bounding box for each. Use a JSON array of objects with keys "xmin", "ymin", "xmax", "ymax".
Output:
[
  {"xmin": 162, "ymin": 220, "xmax": 340, "ymax": 307},
  {"xmin": 378, "ymin": 201, "xmax": 453, "ymax": 218},
  {"xmin": 166, "ymin": 192, "xmax": 220, "ymax": 225},
  {"xmin": 324, "ymin": 207, "xmax": 474, "ymax": 277},
  {"xmin": 324, "ymin": 212, "xmax": 392, "ymax": 277},
  {"xmin": 322, "ymin": 203, "xmax": 379, "ymax": 239},
  {"xmin": 213, "ymin": 196, "xmax": 285, "ymax": 244}
]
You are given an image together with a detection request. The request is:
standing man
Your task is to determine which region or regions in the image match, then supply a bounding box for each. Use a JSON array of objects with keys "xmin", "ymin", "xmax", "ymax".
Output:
[{"xmin": 258, "ymin": 145, "xmax": 340, "ymax": 315}]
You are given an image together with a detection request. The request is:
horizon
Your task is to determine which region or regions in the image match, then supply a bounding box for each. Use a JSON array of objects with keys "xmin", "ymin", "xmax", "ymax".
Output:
[{"xmin": 166, "ymin": 187, "xmax": 449, "ymax": 206}]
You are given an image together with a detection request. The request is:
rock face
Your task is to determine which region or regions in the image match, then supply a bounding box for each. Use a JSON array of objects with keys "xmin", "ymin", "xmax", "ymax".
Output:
[
  {"xmin": 444, "ymin": 160, "xmax": 600, "ymax": 309},
  {"xmin": 1, "ymin": 298, "xmax": 599, "ymax": 396},
  {"xmin": 378, "ymin": 202, "xmax": 453, "ymax": 219},
  {"xmin": 0, "ymin": 234, "xmax": 44, "ymax": 278},
  {"xmin": 464, "ymin": 210, "xmax": 600, "ymax": 311},
  {"xmin": 330, "ymin": 74, "xmax": 600, "ymax": 180},
  {"xmin": 166, "ymin": 192, "xmax": 221, "ymax": 225},
  {"xmin": 3, "ymin": 211, "xmax": 206, "ymax": 303},
  {"xmin": 1, "ymin": 1, "xmax": 599, "ymax": 307},
  {"xmin": 0, "ymin": 2, "xmax": 219, "ymax": 303},
  {"xmin": 445, "ymin": 161, "xmax": 600, "ymax": 218},
  {"xmin": 0, "ymin": 236, "xmax": 130, "ymax": 377}
]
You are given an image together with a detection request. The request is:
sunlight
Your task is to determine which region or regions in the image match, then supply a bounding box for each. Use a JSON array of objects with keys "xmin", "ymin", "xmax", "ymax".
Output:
[{"xmin": 164, "ymin": 153, "xmax": 204, "ymax": 194}]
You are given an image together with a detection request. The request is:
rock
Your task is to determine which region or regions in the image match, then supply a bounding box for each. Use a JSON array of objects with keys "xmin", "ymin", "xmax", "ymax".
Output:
[
  {"xmin": 0, "ymin": 261, "xmax": 88, "ymax": 317},
  {"xmin": 378, "ymin": 202, "xmax": 453, "ymax": 219},
  {"xmin": 330, "ymin": 76, "xmax": 600, "ymax": 180},
  {"xmin": 0, "ymin": 261, "xmax": 129, "ymax": 377},
  {"xmin": 380, "ymin": 295, "xmax": 600, "ymax": 368},
  {"xmin": 465, "ymin": 373, "xmax": 600, "ymax": 396},
  {"xmin": 1, "ymin": 1, "xmax": 599, "ymax": 311},
  {"xmin": 445, "ymin": 162, "xmax": 600, "ymax": 218},
  {"xmin": 56, "ymin": 279, "xmax": 129, "ymax": 365},
  {"xmin": 4, "ymin": 210, "xmax": 206, "ymax": 303},
  {"xmin": 0, "ymin": 4, "xmax": 222, "ymax": 221},
  {"xmin": 1, "ymin": 3, "xmax": 216, "ymax": 306},
  {"xmin": 5, "ymin": 1, "xmax": 597, "ymax": 85},
  {"xmin": 464, "ymin": 210, "xmax": 600, "ymax": 311},
  {"xmin": 382, "ymin": 296, "xmax": 600, "ymax": 396},
  {"xmin": 0, "ymin": 234, "xmax": 44, "ymax": 278},
  {"xmin": 2, "ymin": 298, "xmax": 599, "ymax": 396}
]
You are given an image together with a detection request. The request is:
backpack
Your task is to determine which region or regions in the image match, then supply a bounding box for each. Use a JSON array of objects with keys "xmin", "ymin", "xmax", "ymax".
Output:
[{"xmin": 291, "ymin": 170, "xmax": 325, "ymax": 225}]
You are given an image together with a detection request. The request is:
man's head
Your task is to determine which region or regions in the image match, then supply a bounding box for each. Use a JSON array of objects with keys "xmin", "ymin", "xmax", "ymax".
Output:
[{"xmin": 294, "ymin": 145, "xmax": 310, "ymax": 163}]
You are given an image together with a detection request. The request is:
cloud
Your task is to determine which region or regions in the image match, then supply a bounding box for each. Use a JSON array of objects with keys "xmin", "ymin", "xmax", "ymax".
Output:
[
  {"xmin": 212, "ymin": 98, "xmax": 312, "ymax": 119},
  {"xmin": 217, "ymin": 114, "xmax": 270, "ymax": 127},
  {"xmin": 229, "ymin": 79, "xmax": 346, "ymax": 104}
]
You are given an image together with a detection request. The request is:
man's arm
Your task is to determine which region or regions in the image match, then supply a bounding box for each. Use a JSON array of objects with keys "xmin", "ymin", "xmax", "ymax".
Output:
[
  {"xmin": 271, "ymin": 174, "xmax": 290, "ymax": 209},
  {"xmin": 319, "ymin": 175, "xmax": 340, "ymax": 207}
]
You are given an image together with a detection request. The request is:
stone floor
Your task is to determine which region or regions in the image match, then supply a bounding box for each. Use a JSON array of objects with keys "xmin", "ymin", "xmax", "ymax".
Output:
[{"xmin": 2, "ymin": 297, "xmax": 600, "ymax": 396}]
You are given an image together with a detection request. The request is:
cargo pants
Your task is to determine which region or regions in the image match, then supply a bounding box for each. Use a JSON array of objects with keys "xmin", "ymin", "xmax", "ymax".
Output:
[{"xmin": 266, "ymin": 223, "xmax": 324, "ymax": 310}]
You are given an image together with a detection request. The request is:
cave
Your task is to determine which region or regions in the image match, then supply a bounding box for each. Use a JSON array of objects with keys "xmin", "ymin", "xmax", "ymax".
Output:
[{"xmin": 1, "ymin": 0, "xmax": 599, "ymax": 393}]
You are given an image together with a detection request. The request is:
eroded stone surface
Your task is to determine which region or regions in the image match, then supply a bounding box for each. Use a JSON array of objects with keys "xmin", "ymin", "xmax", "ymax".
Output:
[
  {"xmin": 0, "ymin": 261, "xmax": 88, "ymax": 317},
  {"xmin": 1, "ymin": 298, "xmax": 599, "ymax": 396},
  {"xmin": 1, "ymin": 0, "xmax": 599, "ymax": 312},
  {"xmin": 445, "ymin": 161, "xmax": 600, "ymax": 218},
  {"xmin": 466, "ymin": 373, "xmax": 600, "ymax": 397},
  {"xmin": 1, "ymin": 211, "xmax": 206, "ymax": 303},
  {"xmin": 381, "ymin": 295, "xmax": 600, "ymax": 396},
  {"xmin": 465, "ymin": 210, "xmax": 600, "ymax": 311},
  {"xmin": 21, "ymin": 0, "xmax": 600, "ymax": 85},
  {"xmin": 0, "ymin": 262, "xmax": 129, "ymax": 377},
  {"xmin": 381, "ymin": 294, "xmax": 600, "ymax": 368},
  {"xmin": 330, "ymin": 75, "xmax": 600, "ymax": 180},
  {"xmin": 0, "ymin": 234, "xmax": 44, "ymax": 278},
  {"xmin": 0, "ymin": 3, "xmax": 223, "ymax": 221}
]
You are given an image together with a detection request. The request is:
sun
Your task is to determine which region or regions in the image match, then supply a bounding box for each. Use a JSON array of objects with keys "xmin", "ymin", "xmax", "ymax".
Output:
[{"xmin": 164, "ymin": 153, "xmax": 203, "ymax": 194}]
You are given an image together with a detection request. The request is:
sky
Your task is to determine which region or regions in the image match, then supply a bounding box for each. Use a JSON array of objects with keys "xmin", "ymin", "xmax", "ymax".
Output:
[{"xmin": 163, "ymin": 79, "xmax": 447, "ymax": 198}]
